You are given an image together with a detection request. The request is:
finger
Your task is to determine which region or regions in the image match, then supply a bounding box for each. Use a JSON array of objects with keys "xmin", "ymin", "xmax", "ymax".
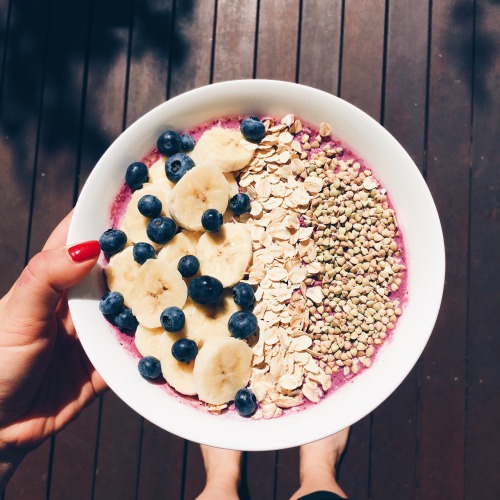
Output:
[{"xmin": 5, "ymin": 241, "xmax": 101, "ymax": 332}]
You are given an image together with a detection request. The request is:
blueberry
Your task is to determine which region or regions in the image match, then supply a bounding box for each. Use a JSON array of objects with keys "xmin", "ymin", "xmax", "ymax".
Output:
[
  {"xmin": 138, "ymin": 356, "xmax": 162, "ymax": 379},
  {"xmin": 228, "ymin": 311, "xmax": 258, "ymax": 339},
  {"xmin": 133, "ymin": 242, "xmax": 156, "ymax": 264},
  {"xmin": 114, "ymin": 307, "xmax": 138, "ymax": 332},
  {"xmin": 138, "ymin": 194, "xmax": 162, "ymax": 218},
  {"xmin": 99, "ymin": 291, "xmax": 124, "ymax": 315},
  {"xmin": 99, "ymin": 229, "xmax": 127, "ymax": 255},
  {"xmin": 178, "ymin": 255, "xmax": 200, "ymax": 278},
  {"xmin": 229, "ymin": 193, "xmax": 251, "ymax": 216},
  {"xmin": 240, "ymin": 117, "xmax": 266, "ymax": 143},
  {"xmin": 157, "ymin": 130, "xmax": 182, "ymax": 156},
  {"xmin": 171, "ymin": 338, "xmax": 198, "ymax": 363},
  {"xmin": 188, "ymin": 275, "xmax": 223, "ymax": 305},
  {"xmin": 160, "ymin": 306, "xmax": 185, "ymax": 332},
  {"xmin": 180, "ymin": 134, "xmax": 196, "ymax": 152},
  {"xmin": 201, "ymin": 209, "xmax": 223, "ymax": 232},
  {"xmin": 234, "ymin": 388, "xmax": 257, "ymax": 417},
  {"xmin": 165, "ymin": 153, "xmax": 195, "ymax": 183},
  {"xmin": 125, "ymin": 162, "xmax": 149, "ymax": 190},
  {"xmin": 147, "ymin": 216, "xmax": 177, "ymax": 244},
  {"xmin": 232, "ymin": 282, "xmax": 255, "ymax": 308}
]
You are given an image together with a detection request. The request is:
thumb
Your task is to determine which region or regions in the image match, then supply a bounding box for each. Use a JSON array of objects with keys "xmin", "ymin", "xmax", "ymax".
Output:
[{"xmin": 6, "ymin": 241, "xmax": 101, "ymax": 325}]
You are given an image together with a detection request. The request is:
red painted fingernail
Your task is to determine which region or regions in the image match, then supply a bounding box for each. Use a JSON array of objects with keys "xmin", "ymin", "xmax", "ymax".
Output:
[{"xmin": 68, "ymin": 240, "xmax": 101, "ymax": 262}]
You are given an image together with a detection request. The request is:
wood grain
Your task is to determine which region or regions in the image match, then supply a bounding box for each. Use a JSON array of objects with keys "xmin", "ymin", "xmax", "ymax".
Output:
[
  {"xmin": 335, "ymin": 1, "xmax": 387, "ymax": 498},
  {"xmin": 75, "ymin": 1, "xmax": 143, "ymax": 498},
  {"xmin": 465, "ymin": 0, "xmax": 500, "ymax": 497},
  {"xmin": 340, "ymin": 0, "xmax": 386, "ymax": 121},
  {"xmin": 299, "ymin": 0, "xmax": 343, "ymax": 94},
  {"xmin": 0, "ymin": 0, "xmax": 50, "ymax": 293},
  {"xmin": 418, "ymin": 0, "xmax": 473, "ymax": 498},
  {"xmin": 212, "ymin": 0, "xmax": 258, "ymax": 82},
  {"xmin": 256, "ymin": 0, "xmax": 300, "ymax": 82},
  {"xmin": 126, "ymin": 0, "xmax": 173, "ymax": 124},
  {"xmin": 169, "ymin": 0, "xmax": 216, "ymax": 97},
  {"xmin": 369, "ymin": 1, "xmax": 429, "ymax": 498},
  {"xmin": 2, "ymin": 0, "xmax": 52, "ymax": 495},
  {"xmin": 27, "ymin": 0, "xmax": 91, "ymax": 256}
]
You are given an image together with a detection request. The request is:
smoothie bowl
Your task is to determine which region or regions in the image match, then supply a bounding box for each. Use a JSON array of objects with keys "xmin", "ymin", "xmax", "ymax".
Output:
[{"xmin": 67, "ymin": 80, "xmax": 445, "ymax": 451}]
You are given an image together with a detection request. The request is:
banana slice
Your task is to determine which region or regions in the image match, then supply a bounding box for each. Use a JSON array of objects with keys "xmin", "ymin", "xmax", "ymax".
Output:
[
  {"xmin": 119, "ymin": 183, "xmax": 171, "ymax": 248},
  {"xmin": 193, "ymin": 337, "xmax": 253, "ymax": 405},
  {"xmin": 148, "ymin": 157, "xmax": 176, "ymax": 191},
  {"xmin": 183, "ymin": 291, "xmax": 238, "ymax": 348},
  {"xmin": 130, "ymin": 259, "xmax": 187, "ymax": 328},
  {"xmin": 157, "ymin": 231, "xmax": 202, "ymax": 264},
  {"xmin": 134, "ymin": 324, "xmax": 165, "ymax": 357},
  {"xmin": 196, "ymin": 223, "xmax": 252, "ymax": 287},
  {"xmin": 158, "ymin": 331, "xmax": 197, "ymax": 396},
  {"xmin": 168, "ymin": 165, "xmax": 230, "ymax": 231},
  {"xmin": 224, "ymin": 172, "xmax": 239, "ymax": 197},
  {"xmin": 104, "ymin": 247, "xmax": 141, "ymax": 307},
  {"xmin": 189, "ymin": 127, "xmax": 255, "ymax": 172}
]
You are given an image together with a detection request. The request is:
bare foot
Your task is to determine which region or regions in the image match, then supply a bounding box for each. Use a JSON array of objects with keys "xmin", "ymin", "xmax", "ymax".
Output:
[
  {"xmin": 290, "ymin": 427, "xmax": 350, "ymax": 500},
  {"xmin": 196, "ymin": 444, "xmax": 242, "ymax": 500}
]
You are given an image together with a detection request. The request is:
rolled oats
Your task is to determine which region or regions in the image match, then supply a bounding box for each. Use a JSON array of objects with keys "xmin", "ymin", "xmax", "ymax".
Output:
[{"xmin": 231, "ymin": 115, "xmax": 406, "ymax": 419}]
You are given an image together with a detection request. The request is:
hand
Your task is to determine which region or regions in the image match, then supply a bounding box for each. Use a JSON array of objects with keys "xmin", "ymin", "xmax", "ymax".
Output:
[{"xmin": 0, "ymin": 213, "xmax": 107, "ymax": 486}]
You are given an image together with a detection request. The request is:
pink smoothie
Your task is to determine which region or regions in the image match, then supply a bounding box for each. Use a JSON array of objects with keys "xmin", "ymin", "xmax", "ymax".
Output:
[{"xmin": 103, "ymin": 115, "xmax": 408, "ymax": 418}]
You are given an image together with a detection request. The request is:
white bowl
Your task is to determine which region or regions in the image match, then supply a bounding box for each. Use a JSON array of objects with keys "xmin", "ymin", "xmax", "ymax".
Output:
[{"xmin": 68, "ymin": 80, "xmax": 445, "ymax": 451}]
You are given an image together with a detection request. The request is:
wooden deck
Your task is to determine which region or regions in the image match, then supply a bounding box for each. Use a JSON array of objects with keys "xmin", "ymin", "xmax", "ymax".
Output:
[{"xmin": 1, "ymin": 0, "xmax": 499, "ymax": 498}]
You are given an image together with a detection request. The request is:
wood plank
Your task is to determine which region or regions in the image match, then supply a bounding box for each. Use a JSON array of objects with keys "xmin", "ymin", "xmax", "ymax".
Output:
[
  {"xmin": 369, "ymin": 1, "xmax": 429, "ymax": 498},
  {"xmin": 340, "ymin": 0, "xmax": 386, "ymax": 121},
  {"xmin": 383, "ymin": 0, "xmax": 429, "ymax": 172},
  {"xmin": 75, "ymin": 0, "xmax": 142, "ymax": 498},
  {"xmin": 212, "ymin": 0, "xmax": 258, "ymax": 82},
  {"xmin": 255, "ymin": 0, "xmax": 300, "ymax": 83},
  {"xmin": 126, "ymin": 0, "xmax": 173, "ymax": 124},
  {"xmin": 169, "ymin": 0, "xmax": 216, "ymax": 97},
  {"xmin": 5, "ymin": 0, "xmax": 96, "ymax": 495},
  {"xmin": 1, "ymin": 0, "xmax": 52, "ymax": 496},
  {"xmin": 167, "ymin": 1, "xmax": 218, "ymax": 497},
  {"xmin": 49, "ymin": 405, "xmax": 100, "ymax": 500},
  {"xmin": 182, "ymin": 442, "xmax": 205, "ymax": 499},
  {"xmin": 418, "ymin": 0, "xmax": 473, "ymax": 498},
  {"xmin": 275, "ymin": 447, "xmax": 300, "ymax": 500},
  {"xmin": 299, "ymin": 0, "xmax": 343, "ymax": 94},
  {"xmin": 26, "ymin": 0, "xmax": 91, "ymax": 256},
  {"xmin": 181, "ymin": 2, "xmax": 258, "ymax": 497},
  {"xmin": 465, "ymin": 0, "xmax": 500, "ymax": 496},
  {"xmin": 5, "ymin": 443, "xmax": 51, "ymax": 500},
  {"xmin": 76, "ymin": 0, "xmax": 132, "ymax": 193},
  {"xmin": 253, "ymin": 4, "xmax": 301, "ymax": 497},
  {"xmin": 0, "ymin": 0, "xmax": 50, "ymax": 293},
  {"xmin": 241, "ymin": 451, "xmax": 276, "ymax": 500},
  {"xmin": 0, "ymin": 0, "xmax": 11, "ymax": 80},
  {"xmin": 125, "ymin": 2, "xmax": 189, "ymax": 498},
  {"xmin": 334, "ymin": 2, "xmax": 386, "ymax": 498},
  {"xmin": 137, "ymin": 424, "xmax": 185, "ymax": 500},
  {"xmin": 338, "ymin": 419, "xmax": 370, "ymax": 498},
  {"xmin": 292, "ymin": 2, "xmax": 361, "ymax": 498},
  {"xmin": 94, "ymin": 393, "xmax": 142, "ymax": 500}
]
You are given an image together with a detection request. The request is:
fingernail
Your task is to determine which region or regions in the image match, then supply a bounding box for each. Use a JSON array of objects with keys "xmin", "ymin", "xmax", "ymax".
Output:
[{"xmin": 68, "ymin": 240, "xmax": 101, "ymax": 262}]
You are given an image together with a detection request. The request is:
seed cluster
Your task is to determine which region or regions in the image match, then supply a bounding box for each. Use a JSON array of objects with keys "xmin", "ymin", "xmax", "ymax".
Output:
[{"xmin": 301, "ymin": 145, "xmax": 406, "ymax": 377}]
